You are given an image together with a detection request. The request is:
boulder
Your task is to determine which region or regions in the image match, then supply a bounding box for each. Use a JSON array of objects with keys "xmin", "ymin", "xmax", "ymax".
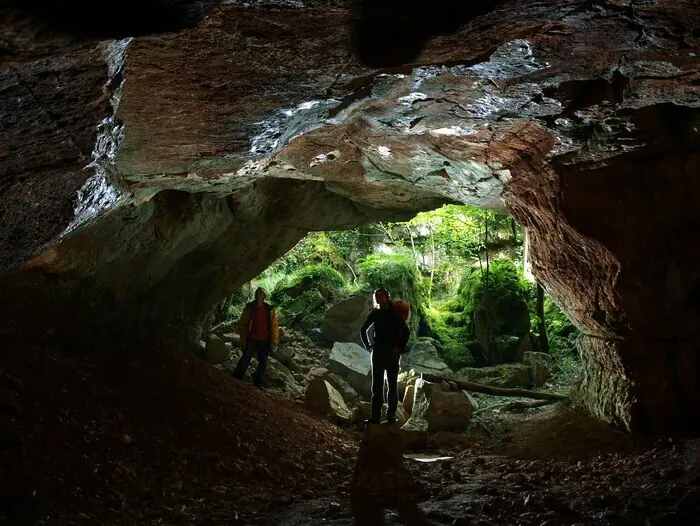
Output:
[
  {"xmin": 397, "ymin": 369, "xmax": 421, "ymax": 401},
  {"xmin": 403, "ymin": 384, "xmax": 415, "ymax": 414},
  {"xmin": 273, "ymin": 344, "xmax": 295, "ymax": 367},
  {"xmin": 327, "ymin": 342, "xmax": 372, "ymax": 398},
  {"xmin": 309, "ymin": 367, "xmax": 358, "ymax": 404},
  {"xmin": 455, "ymin": 363, "xmax": 532, "ymax": 388},
  {"xmin": 219, "ymin": 332, "xmax": 242, "ymax": 347},
  {"xmin": 265, "ymin": 358, "xmax": 302, "ymax": 397},
  {"xmin": 351, "ymin": 401, "xmax": 408, "ymax": 425},
  {"xmin": 352, "ymin": 401, "xmax": 372, "ymax": 424},
  {"xmin": 472, "ymin": 286, "xmax": 531, "ymax": 365},
  {"xmin": 305, "ymin": 378, "xmax": 352, "ymax": 423},
  {"xmin": 523, "ymin": 351, "xmax": 554, "ymax": 386},
  {"xmin": 402, "ymin": 379, "xmax": 473, "ymax": 432},
  {"xmin": 321, "ymin": 294, "xmax": 372, "ymax": 345},
  {"xmin": 400, "ymin": 340, "xmax": 451, "ymax": 375},
  {"xmin": 205, "ymin": 334, "xmax": 230, "ymax": 364}
]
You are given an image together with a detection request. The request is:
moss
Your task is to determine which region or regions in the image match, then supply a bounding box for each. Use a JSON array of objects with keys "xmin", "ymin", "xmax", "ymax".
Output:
[
  {"xmin": 423, "ymin": 305, "xmax": 476, "ymax": 369},
  {"xmin": 356, "ymin": 253, "xmax": 427, "ymax": 335},
  {"xmin": 270, "ymin": 264, "xmax": 348, "ymax": 331}
]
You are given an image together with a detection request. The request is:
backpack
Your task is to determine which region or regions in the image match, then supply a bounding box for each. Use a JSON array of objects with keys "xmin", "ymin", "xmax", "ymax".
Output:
[{"xmin": 392, "ymin": 300, "xmax": 411, "ymax": 354}]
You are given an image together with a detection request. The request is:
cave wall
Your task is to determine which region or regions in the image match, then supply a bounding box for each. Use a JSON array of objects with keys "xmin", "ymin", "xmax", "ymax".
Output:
[
  {"xmin": 504, "ymin": 105, "xmax": 700, "ymax": 435},
  {"xmin": 1, "ymin": 0, "xmax": 700, "ymax": 435}
]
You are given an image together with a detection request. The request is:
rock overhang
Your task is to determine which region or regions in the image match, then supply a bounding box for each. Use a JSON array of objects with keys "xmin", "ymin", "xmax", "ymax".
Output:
[{"xmin": 1, "ymin": 0, "xmax": 700, "ymax": 434}]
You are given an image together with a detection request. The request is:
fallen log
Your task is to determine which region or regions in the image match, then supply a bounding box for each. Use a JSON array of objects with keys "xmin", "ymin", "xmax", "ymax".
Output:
[
  {"xmin": 420, "ymin": 373, "xmax": 568, "ymax": 401},
  {"xmin": 473, "ymin": 399, "xmax": 556, "ymax": 415}
]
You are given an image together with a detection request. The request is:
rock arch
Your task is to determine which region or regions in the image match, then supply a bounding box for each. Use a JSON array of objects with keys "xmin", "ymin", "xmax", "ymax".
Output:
[{"xmin": 1, "ymin": 0, "xmax": 699, "ymax": 435}]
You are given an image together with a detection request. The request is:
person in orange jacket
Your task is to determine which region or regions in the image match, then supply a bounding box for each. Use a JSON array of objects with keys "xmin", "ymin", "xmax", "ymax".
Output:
[{"xmin": 232, "ymin": 287, "xmax": 279, "ymax": 389}]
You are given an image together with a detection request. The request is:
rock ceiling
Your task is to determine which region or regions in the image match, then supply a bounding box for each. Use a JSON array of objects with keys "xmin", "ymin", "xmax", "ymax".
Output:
[{"xmin": 1, "ymin": 0, "xmax": 699, "ymax": 434}]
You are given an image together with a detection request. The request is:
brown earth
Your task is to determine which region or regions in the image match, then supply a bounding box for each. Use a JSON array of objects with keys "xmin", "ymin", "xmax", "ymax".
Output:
[{"xmin": 1, "ymin": 342, "xmax": 699, "ymax": 525}]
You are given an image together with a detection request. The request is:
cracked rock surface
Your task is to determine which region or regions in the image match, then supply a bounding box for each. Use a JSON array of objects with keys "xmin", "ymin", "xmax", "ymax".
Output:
[{"xmin": 1, "ymin": 0, "xmax": 699, "ymax": 434}]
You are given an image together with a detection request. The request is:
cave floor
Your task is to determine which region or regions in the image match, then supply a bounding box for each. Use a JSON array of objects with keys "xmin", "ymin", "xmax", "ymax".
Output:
[{"xmin": 1, "ymin": 343, "xmax": 699, "ymax": 525}]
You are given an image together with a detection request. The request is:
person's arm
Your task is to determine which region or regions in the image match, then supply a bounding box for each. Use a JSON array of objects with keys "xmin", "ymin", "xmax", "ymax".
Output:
[
  {"xmin": 360, "ymin": 312, "xmax": 375, "ymax": 350},
  {"xmin": 270, "ymin": 308, "xmax": 280, "ymax": 350},
  {"xmin": 238, "ymin": 306, "xmax": 250, "ymax": 349}
]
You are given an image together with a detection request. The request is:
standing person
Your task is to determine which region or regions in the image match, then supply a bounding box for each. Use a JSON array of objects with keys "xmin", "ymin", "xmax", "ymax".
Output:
[
  {"xmin": 360, "ymin": 288, "xmax": 411, "ymax": 425},
  {"xmin": 232, "ymin": 287, "xmax": 279, "ymax": 389}
]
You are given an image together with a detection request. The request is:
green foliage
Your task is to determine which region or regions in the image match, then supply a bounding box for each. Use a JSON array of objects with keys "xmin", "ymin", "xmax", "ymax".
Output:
[
  {"xmin": 459, "ymin": 259, "xmax": 530, "ymax": 319},
  {"xmin": 270, "ymin": 264, "xmax": 349, "ymax": 331},
  {"xmin": 356, "ymin": 253, "xmax": 427, "ymax": 334},
  {"xmin": 543, "ymin": 296, "xmax": 579, "ymax": 358},
  {"xmin": 425, "ymin": 259, "xmax": 531, "ymax": 367},
  {"xmin": 423, "ymin": 305, "xmax": 477, "ymax": 369}
]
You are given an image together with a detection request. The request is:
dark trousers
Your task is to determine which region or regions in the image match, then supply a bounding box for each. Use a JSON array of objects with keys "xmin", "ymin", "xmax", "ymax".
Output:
[
  {"xmin": 371, "ymin": 347, "xmax": 400, "ymax": 421},
  {"xmin": 232, "ymin": 339, "xmax": 270, "ymax": 387}
]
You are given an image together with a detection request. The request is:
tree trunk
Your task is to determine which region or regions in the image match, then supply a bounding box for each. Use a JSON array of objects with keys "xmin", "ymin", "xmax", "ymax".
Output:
[
  {"xmin": 484, "ymin": 212, "xmax": 490, "ymax": 282},
  {"xmin": 536, "ymin": 282, "xmax": 550, "ymax": 353},
  {"xmin": 420, "ymin": 373, "xmax": 567, "ymax": 401},
  {"xmin": 428, "ymin": 225, "xmax": 436, "ymax": 303}
]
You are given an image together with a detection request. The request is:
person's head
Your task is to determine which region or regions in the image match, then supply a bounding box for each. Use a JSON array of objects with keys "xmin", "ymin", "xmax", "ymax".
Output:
[
  {"xmin": 373, "ymin": 288, "xmax": 391, "ymax": 309},
  {"xmin": 255, "ymin": 287, "xmax": 267, "ymax": 303}
]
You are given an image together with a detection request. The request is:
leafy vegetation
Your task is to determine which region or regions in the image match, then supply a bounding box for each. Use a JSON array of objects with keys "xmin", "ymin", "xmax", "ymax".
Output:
[
  {"xmin": 356, "ymin": 253, "xmax": 427, "ymax": 334},
  {"xmin": 213, "ymin": 203, "xmax": 579, "ymax": 383},
  {"xmin": 270, "ymin": 265, "xmax": 349, "ymax": 329}
]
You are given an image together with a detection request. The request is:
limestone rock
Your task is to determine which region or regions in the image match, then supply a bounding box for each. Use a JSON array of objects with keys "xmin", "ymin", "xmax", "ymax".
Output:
[
  {"xmin": 456, "ymin": 363, "xmax": 532, "ymax": 388},
  {"xmin": 309, "ymin": 367, "xmax": 358, "ymax": 404},
  {"xmin": 352, "ymin": 401, "xmax": 371, "ymax": 424},
  {"xmin": 327, "ymin": 342, "xmax": 372, "ymax": 398},
  {"xmin": 2, "ymin": 0, "xmax": 700, "ymax": 436},
  {"xmin": 205, "ymin": 334, "xmax": 230, "ymax": 364},
  {"xmin": 400, "ymin": 340, "xmax": 451, "ymax": 375},
  {"xmin": 273, "ymin": 345, "xmax": 295, "ymax": 367},
  {"xmin": 351, "ymin": 401, "xmax": 408, "ymax": 425},
  {"xmin": 219, "ymin": 332, "xmax": 242, "ymax": 347},
  {"xmin": 397, "ymin": 369, "xmax": 421, "ymax": 401},
  {"xmin": 523, "ymin": 351, "xmax": 553, "ymax": 387},
  {"xmin": 305, "ymin": 378, "xmax": 352, "ymax": 424},
  {"xmin": 321, "ymin": 294, "xmax": 373, "ymax": 345},
  {"xmin": 265, "ymin": 358, "xmax": 302, "ymax": 398},
  {"xmin": 403, "ymin": 379, "xmax": 473, "ymax": 432},
  {"xmin": 403, "ymin": 384, "xmax": 415, "ymax": 414}
]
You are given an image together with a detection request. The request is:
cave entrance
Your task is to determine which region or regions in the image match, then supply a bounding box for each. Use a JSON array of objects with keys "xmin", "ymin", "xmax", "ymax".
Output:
[{"xmin": 203, "ymin": 204, "xmax": 581, "ymax": 440}]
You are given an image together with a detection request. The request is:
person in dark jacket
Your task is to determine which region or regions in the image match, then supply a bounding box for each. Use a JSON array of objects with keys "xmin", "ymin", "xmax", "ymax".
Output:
[
  {"xmin": 232, "ymin": 287, "xmax": 279, "ymax": 389},
  {"xmin": 360, "ymin": 287, "xmax": 410, "ymax": 425}
]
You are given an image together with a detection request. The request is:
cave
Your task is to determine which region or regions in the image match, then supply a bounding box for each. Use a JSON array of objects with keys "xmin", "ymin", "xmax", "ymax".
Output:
[{"xmin": 1, "ymin": 0, "xmax": 700, "ymax": 523}]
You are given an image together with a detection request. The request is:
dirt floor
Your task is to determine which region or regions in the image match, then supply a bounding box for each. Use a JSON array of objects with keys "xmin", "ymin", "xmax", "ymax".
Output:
[{"xmin": 2, "ymin": 342, "xmax": 700, "ymax": 525}]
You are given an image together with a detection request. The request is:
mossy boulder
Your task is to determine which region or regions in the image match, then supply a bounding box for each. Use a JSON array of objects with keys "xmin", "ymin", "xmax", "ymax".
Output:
[{"xmin": 271, "ymin": 265, "xmax": 348, "ymax": 331}]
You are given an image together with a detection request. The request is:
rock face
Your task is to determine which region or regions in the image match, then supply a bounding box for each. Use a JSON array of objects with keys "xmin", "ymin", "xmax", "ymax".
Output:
[
  {"xmin": 473, "ymin": 294, "xmax": 531, "ymax": 365},
  {"xmin": 403, "ymin": 379, "xmax": 473, "ymax": 432},
  {"xmin": 305, "ymin": 378, "xmax": 352, "ymax": 423},
  {"xmin": 523, "ymin": 351, "xmax": 553, "ymax": 387},
  {"xmin": 327, "ymin": 342, "xmax": 372, "ymax": 398},
  {"xmin": 309, "ymin": 367, "xmax": 359, "ymax": 405},
  {"xmin": 1, "ymin": 0, "xmax": 699, "ymax": 435},
  {"xmin": 204, "ymin": 334, "xmax": 230, "ymax": 364},
  {"xmin": 401, "ymin": 340, "xmax": 452, "ymax": 375},
  {"xmin": 321, "ymin": 294, "xmax": 373, "ymax": 345}
]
